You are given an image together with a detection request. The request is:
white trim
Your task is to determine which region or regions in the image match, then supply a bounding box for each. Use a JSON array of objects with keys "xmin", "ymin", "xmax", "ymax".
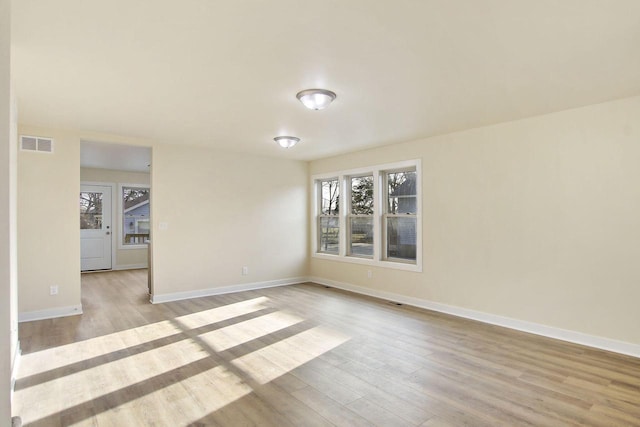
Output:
[
  {"xmin": 120, "ymin": 244, "xmax": 147, "ymax": 250},
  {"xmin": 312, "ymin": 252, "xmax": 422, "ymax": 272},
  {"xmin": 18, "ymin": 305, "xmax": 83, "ymax": 322},
  {"xmin": 372, "ymin": 169, "xmax": 381, "ymax": 261},
  {"xmin": 313, "ymin": 176, "xmax": 341, "ymax": 256},
  {"xmin": 339, "ymin": 174, "xmax": 346, "ymax": 256},
  {"xmin": 113, "ymin": 263, "xmax": 148, "ymax": 271},
  {"xmin": 150, "ymin": 277, "xmax": 307, "ymax": 304},
  {"xmin": 308, "ymin": 276, "xmax": 640, "ymax": 359}
]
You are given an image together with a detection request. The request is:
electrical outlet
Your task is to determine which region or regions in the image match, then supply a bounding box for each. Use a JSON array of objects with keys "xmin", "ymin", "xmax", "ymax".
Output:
[
  {"xmin": 242, "ymin": 266, "xmax": 249, "ymax": 276},
  {"xmin": 50, "ymin": 285, "xmax": 59, "ymax": 295},
  {"xmin": 367, "ymin": 270, "xmax": 372, "ymax": 279}
]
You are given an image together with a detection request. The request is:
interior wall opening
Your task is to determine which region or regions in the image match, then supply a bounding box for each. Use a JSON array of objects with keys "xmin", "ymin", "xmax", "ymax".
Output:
[{"xmin": 80, "ymin": 141, "xmax": 152, "ymax": 302}]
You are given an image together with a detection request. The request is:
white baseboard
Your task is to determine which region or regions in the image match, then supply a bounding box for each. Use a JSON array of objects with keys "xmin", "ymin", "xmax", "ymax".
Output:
[
  {"xmin": 151, "ymin": 277, "xmax": 307, "ymax": 304},
  {"xmin": 18, "ymin": 304, "xmax": 83, "ymax": 323},
  {"xmin": 308, "ymin": 276, "xmax": 640, "ymax": 359},
  {"xmin": 113, "ymin": 264, "xmax": 148, "ymax": 271}
]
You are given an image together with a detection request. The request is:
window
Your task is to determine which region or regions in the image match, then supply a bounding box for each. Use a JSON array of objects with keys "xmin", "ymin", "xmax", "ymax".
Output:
[
  {"xmin": 312, "ymin": 160, "xmax": 421, "ymax": 271},
  {"xmin": 122, "ymin": 186, "xmax": 150, "ymax": 246},
  {"xmin": 348, "ymin": 175, "xmax": 374, "ymax": 257},
  {"xmin": 383, "ymin": 169, "xmax": 417, "ymax": 262},
  {"xmin": 80, "ymin": 192, "xmax": 103, "ymax": 229},
  {"xmin": 317, "ymin": 178, "xmax": 339, "ymax": 254}
]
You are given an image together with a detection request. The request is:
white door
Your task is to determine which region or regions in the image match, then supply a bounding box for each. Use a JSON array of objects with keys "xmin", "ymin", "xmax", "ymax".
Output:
[{"xmin": 80, "ymin": 184, "xmax": 112, "ymax": 271}]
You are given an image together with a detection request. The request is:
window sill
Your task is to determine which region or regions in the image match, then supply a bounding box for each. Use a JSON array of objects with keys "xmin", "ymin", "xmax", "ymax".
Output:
[
  {"xmin": 312, "ymin": 252, "xmax": 422, "ymax": 272},
  {"xmin": 118, "ymin": 243, "xmax": 149, "ymax": 250}
]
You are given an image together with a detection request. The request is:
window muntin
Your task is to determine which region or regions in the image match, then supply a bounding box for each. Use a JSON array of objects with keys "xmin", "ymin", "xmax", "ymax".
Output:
[
  {"xmin": 318, "ymin": 178, "xmax": 340, "ymax": 254},
  {"xmin": 384, "ymin": 170, "xmax": 417, "ymax": 262},
  {"xmin": 122, "ymin": 186, "xmax": 150, "ymax": 245},
  {"xmin": 348, "ymin": 175, "xmax": 374, "ymax": 257}
]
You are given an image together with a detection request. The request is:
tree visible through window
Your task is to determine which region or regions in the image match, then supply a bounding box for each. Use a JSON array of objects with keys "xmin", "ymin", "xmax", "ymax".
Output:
[
  {"xmin": 312, "ymin": 160, "xmax": 420, "ymax": 270},
  {"xmin": 80, "ymin": 192, "xmax": 103, "ymax": 229},
  {"xmin": 348, "ymin": 175, "xmax": 374, "ymax": 257},
  {"xmin": 385, "ymin": 170, "xmax": 417, "ymax": 261},
  {"xmin": 122, "ymin": 186, "xmax": 150, "ymax": 245},
  {"xmin": 318, "ymin": 179, "xmax": 339, "ymax": 254}
]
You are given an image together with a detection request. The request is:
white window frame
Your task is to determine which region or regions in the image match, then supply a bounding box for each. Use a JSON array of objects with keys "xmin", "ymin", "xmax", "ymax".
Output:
[
  {"xmin": 347, "ymin": 174, "xmax": 375, "ymax": 259},
  {"xmin": 316, "ymin": 177, "xmax": 341, "ymax": 255},
  {"xmin": 382, "ymin": 167, "xmax": 418, "ymax": 264},
  {"xmin": 311, "ymin": 159, "xmax": 422, "ymax": 272},
  {"xmin": 118, "ymin": 183, "xmax": 151, "ymax": 250}
]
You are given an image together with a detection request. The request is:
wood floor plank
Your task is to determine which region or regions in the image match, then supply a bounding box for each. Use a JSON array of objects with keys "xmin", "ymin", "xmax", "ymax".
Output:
[
  {"xmin": 346, "ymin": 397, "xmax": 414, "ymax": 427},
  {"xmin": 298, "ymin": 355, "xmax": 434, "ymax": 425},
  {"xmin": 291, "ymin": 386, "xmax": 374, "ymax": 427},
  {"xmin": 12, "ymin": 270, "xmax": 640, "ymax": 426},
  {"xmin": 337, "ymin": 359, "xmax": 496, "ymax": 427}
]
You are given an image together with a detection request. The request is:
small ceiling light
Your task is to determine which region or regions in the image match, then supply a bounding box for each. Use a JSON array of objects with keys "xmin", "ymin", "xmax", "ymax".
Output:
[
  {"xmin": 296, "ymin": 89, "xmax": 337, "ymax": 110},
  {"xmin": 274, "ymin": 136, "xmax": 300, "ymax": 148}
]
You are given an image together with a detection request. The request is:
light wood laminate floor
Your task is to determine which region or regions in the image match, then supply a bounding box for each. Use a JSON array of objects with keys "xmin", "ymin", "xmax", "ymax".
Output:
[{"xmin": 14, "ymin": 270, "xmax": 640, "ymax": 426}]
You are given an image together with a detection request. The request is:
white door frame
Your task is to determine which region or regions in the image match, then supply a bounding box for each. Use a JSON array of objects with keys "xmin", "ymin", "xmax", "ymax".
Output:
[{"xmin": 81, "ymin": 181, "xmax": 116, "ymax": 271}]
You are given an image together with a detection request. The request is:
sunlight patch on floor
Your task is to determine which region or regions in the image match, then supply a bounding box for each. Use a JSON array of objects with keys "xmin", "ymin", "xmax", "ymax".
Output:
[
  {"xmin": 232, "ymin": 326, "xmax": 350, "ymax": 384},
  {"xmin": 15, "ymin": 294, "xmax": 353, "ymax": 425},
  {"xmin": 19, "ymin": 319, "xmax": 183, "ymax": 377},
  {"xmin": 61, "ymin": 365, "xmax": 253, "ymax": 427},
  {"xmin": 14, "ymin": 338, "xmax": 210, "ymax": 424},
  {"xmin": 19, "ymin": 296, "xmax": 270, "ymax": 378},
  {"xmin": 173, "ymin": 296, "xmax": 270, "ymax": 330},
  {"xmin": 194, "ymin": 311, "xmax": 304, "ymax": 352}
]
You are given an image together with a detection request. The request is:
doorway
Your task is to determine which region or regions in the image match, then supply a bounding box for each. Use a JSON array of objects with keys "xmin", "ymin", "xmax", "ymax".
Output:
[{"xmin": 80, "ymin": 141, "xmax": 152, "ymax": 299}]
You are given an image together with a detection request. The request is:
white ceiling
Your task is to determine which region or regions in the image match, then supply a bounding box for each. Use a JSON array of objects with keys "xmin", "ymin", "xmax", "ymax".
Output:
[{"xmin": 12, "ymin": 0, "xmax": 640, "ymax": 161}]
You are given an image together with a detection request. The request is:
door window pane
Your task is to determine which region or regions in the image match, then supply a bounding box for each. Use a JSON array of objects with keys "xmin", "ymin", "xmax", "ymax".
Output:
[{"xmin": 80, "ymin": 192, "xmax": 103, "ymax": 229}]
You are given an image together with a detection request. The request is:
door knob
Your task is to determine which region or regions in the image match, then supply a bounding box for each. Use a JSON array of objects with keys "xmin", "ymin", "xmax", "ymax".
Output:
[{"xmin": 106, "ymin": 231, "xmax": 111, "ymax": 235}]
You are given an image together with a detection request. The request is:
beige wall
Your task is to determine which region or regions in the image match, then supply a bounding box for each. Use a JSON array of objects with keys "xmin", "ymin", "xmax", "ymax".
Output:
[
  {"xmin": 18, "ymin": 126, "xmax": 82, "ymax": 314},
  {"xmin": 81, "ymin": 167, "xmax": 150, "ymax": 269},
  {"xmin": 152, "ymin": 143, "xmax": 308, "ymax": 297},
  {"xmin": 16, "ymin": 96, "xmax": 639, "ymax": 351},
  {"xmin": 17, "ymin": 129, "xmax": 308, "ymax": 313},
  {"xmin": 310, "ymin": 95, "xmax": 640, "ymax": 347},
  {"xmin": 17, "ymin": 128, "xmax": 154, "ymax": 315},
  {"xmin": 0, "ymin": 0, "xmax": 15, "ymax": 420}
]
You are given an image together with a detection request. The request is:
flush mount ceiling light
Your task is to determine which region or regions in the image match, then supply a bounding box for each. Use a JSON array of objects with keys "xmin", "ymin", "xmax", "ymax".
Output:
[
  {"xmin": 274, "ymin": 136, "xmax": 300, "ymax": 148},
  {"xmin": 296, "ymin": 89, "xmax": 337, "ymax": 110}
]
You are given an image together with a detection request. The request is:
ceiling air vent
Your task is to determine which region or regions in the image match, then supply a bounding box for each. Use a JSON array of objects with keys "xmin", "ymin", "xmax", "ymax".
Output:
[{"xmin": 20, "ymin": 135, "xmax": 54, "ymax": 153}]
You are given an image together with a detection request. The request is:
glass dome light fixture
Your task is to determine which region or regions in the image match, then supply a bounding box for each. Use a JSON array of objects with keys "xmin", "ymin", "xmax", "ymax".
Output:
[
  {"xmin": 296, "ymin": 89, "xmax": 337, "ymax": 110},
  {"xmin": 274, "ymin": 136, "xmax": 300, "ymax": 148}
]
